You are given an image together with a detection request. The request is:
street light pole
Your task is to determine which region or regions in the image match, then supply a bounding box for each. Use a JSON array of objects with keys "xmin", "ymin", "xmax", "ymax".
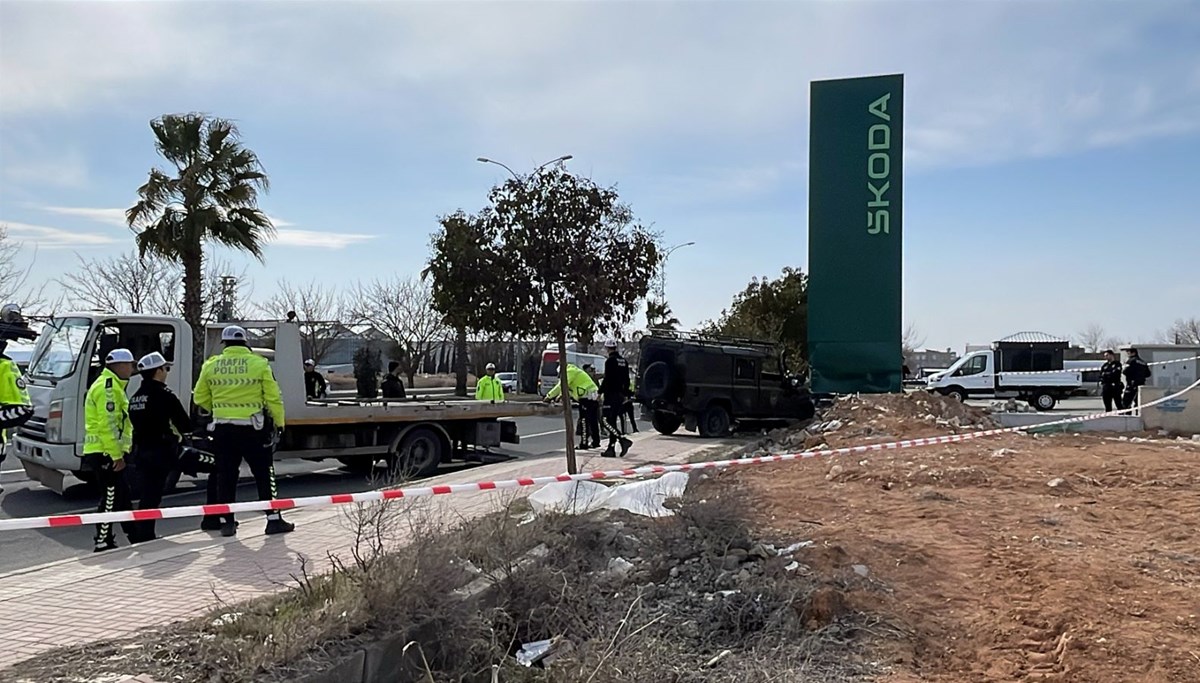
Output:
[
  {"xmin": 477, "ymin": 155, "xmax": 573, "ymax": 180},
  {"xmin": 657, "ymin": 241, "xmax": 696, "ymax": 302}
]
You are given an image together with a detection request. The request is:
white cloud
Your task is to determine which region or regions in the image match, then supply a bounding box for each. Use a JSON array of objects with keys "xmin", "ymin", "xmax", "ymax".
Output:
[
  {"xmin": 40, "ymin": 206, "xmax": 128, "ymax": 227},
  {"xmin": 1, "ymin": 221, "xmax": 117, "ymax": 249},
  {"xmin": 272, "ymin": 230, "xmax": 375, "ymax": 249}
]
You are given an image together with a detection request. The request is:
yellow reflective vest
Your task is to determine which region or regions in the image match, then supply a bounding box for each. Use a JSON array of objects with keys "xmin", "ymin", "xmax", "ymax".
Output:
[
  {"xmin": 0, "ymin": 357, "xmax": 30, "ymax": 406},
  {"xmin": 476, "ymin": 375, "xmax": 505, "ymax": 402},
  {"xmin": 193, "ymin": 346, "xmax": 285, "ymax": 428},
  {"xmin": 83, "ymin": 368, "xmax": 131, "ymax": 460},
  {"xmin": 545, "ymin": 364, "xmax": 598, "ymax": 401}
]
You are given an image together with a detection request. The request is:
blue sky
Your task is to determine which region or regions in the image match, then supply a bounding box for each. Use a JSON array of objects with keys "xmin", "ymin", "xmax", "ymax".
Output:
[{"xmin": 1, "ymin": 0, "xmax": 1198, "ymax": 352}]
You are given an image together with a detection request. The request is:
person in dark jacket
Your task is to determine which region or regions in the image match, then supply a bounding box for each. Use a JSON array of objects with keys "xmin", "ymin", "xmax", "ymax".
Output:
[
  {"xmin": 128, "ymin": 352, "xmax": 192, "ymax": 543},
  {"xmin": 304, "ymin": 359, "xmax": 327, "ymax": 399},
  {"xmin": 1098, "ymin": 350, "xmax": 1124, "ymax": 412},
  {"xmin": 1121, "ymin": 348, "xmax": 1152, "ymax": 409},
  {"xmin": 381, "ymin": 361, "xmax": 407, "ymax": 399},
  {"xmin": 599, "ymin": 339, "xmax": 633, "ymax": 458}
]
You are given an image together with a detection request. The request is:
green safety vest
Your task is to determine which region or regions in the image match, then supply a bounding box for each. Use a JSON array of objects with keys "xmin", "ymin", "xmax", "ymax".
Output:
[
  {"xmin": 193, "ymin": 346, "xmax": 285, "ymax": 428},
  {"xmin": 546, "ymin": 364, "xmax": 598, "ymax": 401},
  {"xmin": 0, "ymin": 358, "xmax": 30, "ymax": 406},
  {"xmin": 83, "ymin": 368, "xmax": 131, "ymax": 460},
  {"xmin": 476, "ymin": 375, "xmax": 506, "ymax": 402}
]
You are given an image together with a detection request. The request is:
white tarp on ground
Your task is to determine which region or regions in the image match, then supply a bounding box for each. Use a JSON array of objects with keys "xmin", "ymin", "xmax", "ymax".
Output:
[{"xmin": 528, "ymin": 472, "xmax": 690, "ymax": 518}]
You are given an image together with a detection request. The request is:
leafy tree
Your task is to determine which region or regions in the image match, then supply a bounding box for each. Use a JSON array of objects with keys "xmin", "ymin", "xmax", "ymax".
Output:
[
  {"xmin": 424, "ymin": 210, "xmax": 501, "ymax": 397},
  {"xmin": 473, "ymin": 167, "xmax": 659, "ymax": 473},
  {"xmin": 703, "ymin": 267, "xmax": 809, "ymax": 363},
  {"xmin": 126, "ymin": 113, "xmax": 274, "ymax": 380}
]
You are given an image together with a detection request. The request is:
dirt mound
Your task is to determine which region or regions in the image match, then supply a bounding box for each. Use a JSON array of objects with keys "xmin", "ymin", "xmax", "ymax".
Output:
[{"xmin": 733, "ymin": 392, "xmax": 999, "ymax": 459}]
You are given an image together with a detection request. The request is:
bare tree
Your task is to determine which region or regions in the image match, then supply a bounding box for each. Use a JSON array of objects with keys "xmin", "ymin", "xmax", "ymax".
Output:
[
  {"xmin": 58, "ymin": 250, "xmax": 251, "ymax": 322},
  {"xmin": 902, "ymin": 323, "xmax": 926, "ymax": 356},
  {"xmin": 257, "ymin": 279, "xmax": 347, "ymax": 364},
  {"xmin": 1163, "ymin": 317, "xmax": 1200, "ymax": 345},
  {"xmin": 0, "ymin": 224, "xmax": 50, "ymax": 310},
  {"xmin": 1077, "ymin": 323, "xmax": 1107, "ymax": 352},
  {"xmin": 348, "ymin": 276, "xmax": 448, "ymax": 385}
]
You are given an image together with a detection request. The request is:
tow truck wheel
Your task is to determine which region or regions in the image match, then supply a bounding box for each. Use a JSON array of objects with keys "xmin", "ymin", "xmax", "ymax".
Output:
[{"xmin": 389, "ymin": 428, "xmax": 445, "ymax": 480}]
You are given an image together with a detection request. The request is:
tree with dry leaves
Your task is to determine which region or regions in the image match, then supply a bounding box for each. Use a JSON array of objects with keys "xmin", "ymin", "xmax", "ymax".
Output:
[
  {"xmin": 1163, "ymin": 317, "xmax": 1200, "ymax": 345},
  {"xmin": 0, "ymin": 225, "xmax": 53, "ymax": 312},
  {"xmin": 348, "ymin": 276, "xmax": 448, "ymax": 386},
  {"xmin": 258, "ymin": 279, "xmax": 347, "ymax": 364},
  {"xmin": 1076, "ymin": 323, "xmax": 1108, "ymax": 352}
]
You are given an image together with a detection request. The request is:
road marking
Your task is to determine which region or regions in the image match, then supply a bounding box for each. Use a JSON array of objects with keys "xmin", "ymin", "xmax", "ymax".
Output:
[{"xmin": 521, "ymin": 429, "xmax": 567, "ymax": 439}]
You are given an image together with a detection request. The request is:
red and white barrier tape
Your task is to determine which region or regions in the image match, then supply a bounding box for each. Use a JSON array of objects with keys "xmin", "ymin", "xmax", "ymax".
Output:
[{"xmin": 1, "ymin": 379, "xmax": 1196, "ymax": 532}]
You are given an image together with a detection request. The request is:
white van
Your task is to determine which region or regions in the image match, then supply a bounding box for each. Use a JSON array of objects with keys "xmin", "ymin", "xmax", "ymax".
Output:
[
  {"xmin": 538, "ymin": 344, "xmax": 607, "ymax": 396},
  {"xmin": 926, "ymin": 333, "xmax": 1085, "ymax": 410}
]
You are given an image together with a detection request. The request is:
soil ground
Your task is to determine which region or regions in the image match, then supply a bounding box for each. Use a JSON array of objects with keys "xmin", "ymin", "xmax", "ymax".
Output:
[{"xmin": 726, "ymin": 395, "xmax": 1200, "ymax": 683}]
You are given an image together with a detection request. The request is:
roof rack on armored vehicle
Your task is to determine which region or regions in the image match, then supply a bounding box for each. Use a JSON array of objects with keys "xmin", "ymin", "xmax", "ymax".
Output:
[{"xmin": 645, "ymin": 328, "xmax": 777, "ymax": 350}]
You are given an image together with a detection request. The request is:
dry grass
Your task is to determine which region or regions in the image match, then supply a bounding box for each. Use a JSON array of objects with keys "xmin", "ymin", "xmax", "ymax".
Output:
[{"xmin": 4, "ymin": 476, "xmax": 881, "ymax": 683}]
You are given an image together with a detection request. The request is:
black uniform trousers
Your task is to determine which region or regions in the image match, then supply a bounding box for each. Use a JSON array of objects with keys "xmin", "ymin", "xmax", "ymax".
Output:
[
  {"xmin": 602, "ymin": 398, "xmax": 626, "ymax": 444},
  {"xmin": 130, "ymin": 442, "xmax": 178, "ymax": 542},
  {"xmin": 1122, "ymin": 383, "xmax": 1144, "ymax": 411},
  {"xmin": 81, "ymin": 453, "xmax": 135, "ymax": 547},
  {"xmin": 577, "ymin": 398, "xmax": 602, "ymax": 448},
  {"xmin": 207, "ymin": 424, "xmax": 279, "ymax": 525},
  {"xmin": 1101, "ymin": 384, "xmax": 1124, "ymax": 413}
]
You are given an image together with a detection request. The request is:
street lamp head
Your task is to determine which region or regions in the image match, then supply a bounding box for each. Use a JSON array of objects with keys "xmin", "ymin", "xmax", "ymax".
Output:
[
  {"xmin": 476, "ymin": 157, "xmax": 491, "ymax": 163},
  {"xmin": 559, "ymin": 155, "xmax": 573, "ymax": 162}
]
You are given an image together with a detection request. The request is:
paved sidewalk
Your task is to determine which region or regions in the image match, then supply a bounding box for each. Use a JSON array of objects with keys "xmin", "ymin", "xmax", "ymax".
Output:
[{"xmin": 0, "ymin": 433, "xmax": 737, "ymax": 671}]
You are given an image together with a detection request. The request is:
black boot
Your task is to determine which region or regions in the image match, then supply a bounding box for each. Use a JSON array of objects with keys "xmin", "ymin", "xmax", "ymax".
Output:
[
  {"xmin": 265, "ymin": 517, "xmax": 295, "ymax": 535},
  {"xmin": 201, "ymin": 516, "xmax": 223, "ymax": 532},
  {"xmin": 602, "ymin": 445, "xmax": 617, "ymax": 458},
  {"xmin": 619, "ymin": 437, "xmax": 633, "ymax": 457},
  {"xmin": 220, "ymin": 519, "xmax": 239, "ymax": 537},
  {"xmin": 93, "ymin": 540, "xmax": 117, "ymax": 553}
]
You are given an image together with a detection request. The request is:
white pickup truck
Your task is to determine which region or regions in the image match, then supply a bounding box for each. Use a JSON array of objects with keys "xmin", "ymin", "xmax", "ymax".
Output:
[
  {"xmin": 13, "ymin": 313, "xmax": 555, "ymax": 494},
  {"xmin": 926, "ymin": 336, "xmax": 1085, "ymax": 411}
]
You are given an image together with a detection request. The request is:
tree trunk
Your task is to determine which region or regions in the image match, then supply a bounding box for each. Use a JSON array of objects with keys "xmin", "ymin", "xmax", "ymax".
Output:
[
  {"xmin": 454, "ymin": 326, "xmax": 468, "ymax": 397},
  {"xmin": 556, "ymin": 328, "xmax": 578, "ymax": 475},
  {"xmin": 182, "ymin": 252, "xmax": 205, "ymax": 385}
]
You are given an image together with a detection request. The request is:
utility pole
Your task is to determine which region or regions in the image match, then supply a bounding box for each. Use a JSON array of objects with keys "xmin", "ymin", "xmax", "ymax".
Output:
[{"xmin": 217, "ymin": 275, "xmax": 237, "ymax": 323}]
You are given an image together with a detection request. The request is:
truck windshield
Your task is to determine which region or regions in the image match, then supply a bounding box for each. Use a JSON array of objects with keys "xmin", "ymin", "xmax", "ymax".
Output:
[{"xmin": 26, "ymin": 316, "xmax": 92, "ymax": 380}]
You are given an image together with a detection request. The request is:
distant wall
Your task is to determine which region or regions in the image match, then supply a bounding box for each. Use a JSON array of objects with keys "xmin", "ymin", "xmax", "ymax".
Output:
[{"xmin": 1140, "ymin": 387, "xmax": 1200, "ymax": 434}]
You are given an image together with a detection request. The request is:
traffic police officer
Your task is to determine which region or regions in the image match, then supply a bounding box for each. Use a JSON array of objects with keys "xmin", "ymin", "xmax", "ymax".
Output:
[
  {"xmin": 193, "ymin": 325, "xmax": 292, "ymax": 537},
  {"xmin": 599, "ymin": 339, "xmax": 633, "ymax": 458},
  {"xmin": 475, "ymin": 362, "xmax": 506, "ymax": 402},
  {"xmin": 0, "ymin": 303, "xmax": 36, "ymax": 495},
  {"xmin": 1098, "ymin": 349, "xmax": 1124, "ymax": 412},
  {"xmin": 128, "ymin": 351, "xmax": 192, "ymax": 543},
  {"xmin": 544, "ymin": 362, "xmax": 602, "ymax": 450},
  {"xmin": 82, "ymin": 348, "xmax": 136, "ymax": 552}
]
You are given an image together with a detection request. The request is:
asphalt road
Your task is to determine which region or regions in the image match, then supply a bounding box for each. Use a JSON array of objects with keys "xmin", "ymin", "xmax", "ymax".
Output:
[{"xmin": 0, "ymin": 413, "xmax": 572, "ymax": 574}]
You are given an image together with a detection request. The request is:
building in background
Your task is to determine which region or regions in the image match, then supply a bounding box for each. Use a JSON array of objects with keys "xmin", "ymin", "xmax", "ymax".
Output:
[{"xmin": 907, "ymin": 347, "xmax": 960, "ymax": 372}]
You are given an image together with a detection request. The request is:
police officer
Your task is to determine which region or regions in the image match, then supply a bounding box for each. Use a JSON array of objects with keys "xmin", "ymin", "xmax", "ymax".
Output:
[
  {"xmin": 127, "ymin": 352, "xmax": 192, "ymax": 543},
  {"xmin": 599, "ymin": 339, "xmax": 633, "ymax": 458},
  {"xmin": 82, "ymin": 348, "xmax": 136, "ymax": 552},
  {"xmin": 623, "ymin": 375, "xmax": 639, "ymax": 434},
  {"xmin": 303, "ymin": 359, "xmax": 327, "ymax": 399},
  {"xmin": 476, "ymin": 362, "xmax": 505, "ymax": 402},
  {"xmin": 0, "ymin": 303, "xmax": 37, "ymax": 496},
  {"xmin": 1098, "ymin": 349, "xmax": 1124, "ymax": 412},
  {"xmin": 1122, "ymin": 347, "xmax": 1152, "ymax": 410},
  {"xmin": 193, "ymin": 325, "xmax": 292, "ymax": 537},
  {"xmin": 544, "ymin": 362, "xmax": 601, "ymax": 450}
]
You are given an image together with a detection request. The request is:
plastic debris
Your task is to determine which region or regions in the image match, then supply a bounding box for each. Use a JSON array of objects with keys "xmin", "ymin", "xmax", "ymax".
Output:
[
  {"xmin": 515, "ymin": 636, "xmax": 573, "ymax": 667},
  {"xmin": 528, "ymin": 472, "xmax": 690, "ymax": 518}
]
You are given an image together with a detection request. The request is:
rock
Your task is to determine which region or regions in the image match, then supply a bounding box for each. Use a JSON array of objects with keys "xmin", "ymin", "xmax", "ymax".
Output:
[
  {"xmin": 1047, "ymin": 477, "xmax": 1067, "ymax": 489},
  {"xmin": 992, "ymin": 448, "xmax": 1016, "ymax": 457},
  {"xmin": 735, "ymin": 569, "xmax": 751, "ymax": 583},
  {"xmin": 851, "ymin": 564, "xmax": 870, "ymax": 577},
  {"xmin": 784, "ymin": 561, "xmax": 800, "ymax": 572},
  {"xmin": 748, "ymin": 544, "xmax": 773, "ymax": 561},
  {"xmin": 826, "ymin": 464, "xmax": 844, "ymax": 480},
  {"xmin": 1193, "ymin": 434, "xmax": 1200, "ymax": 443},
  {"xmin": 607, "ymin": 557, "xmax": 634, "ymax": 579}
]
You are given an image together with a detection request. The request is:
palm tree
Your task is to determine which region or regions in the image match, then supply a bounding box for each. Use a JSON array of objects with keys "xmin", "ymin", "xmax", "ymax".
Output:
[
  {"xmin": 126, "ymin": 113, "xmax": 274, "ymax": 379},
  {"xmin": 646, "ymin": 298, "xmax": 681, "ymax": 331}
]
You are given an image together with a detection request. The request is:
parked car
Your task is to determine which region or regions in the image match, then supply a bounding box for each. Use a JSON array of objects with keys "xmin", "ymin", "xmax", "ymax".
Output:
[
  {"xmin": 496, "ymin": 371, "xmax": 518, "ymax": 394},
  {"xmin": 636, "ymin": 330, "xmax": 815, "ymax": 437}
]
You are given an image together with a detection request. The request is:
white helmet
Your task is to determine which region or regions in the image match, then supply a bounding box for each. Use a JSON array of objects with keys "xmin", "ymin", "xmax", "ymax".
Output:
[
  {"xmin": 604, "ymin": 338, "xmax": 618, "ymax": 349},
  {"xmin": 221, "ymin": 325, "xmax": 248, "ymax": 342},
  {"xmin": 105, "ymin": 348, "xmax": 135, "ymax": 364},
  {"xmin": 137, "ymin": 352, "xmax": 171, "ymax": 372},
  {"xmin": 485, "ymin": 362, "xmax": 496, "ymax": 370}
]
